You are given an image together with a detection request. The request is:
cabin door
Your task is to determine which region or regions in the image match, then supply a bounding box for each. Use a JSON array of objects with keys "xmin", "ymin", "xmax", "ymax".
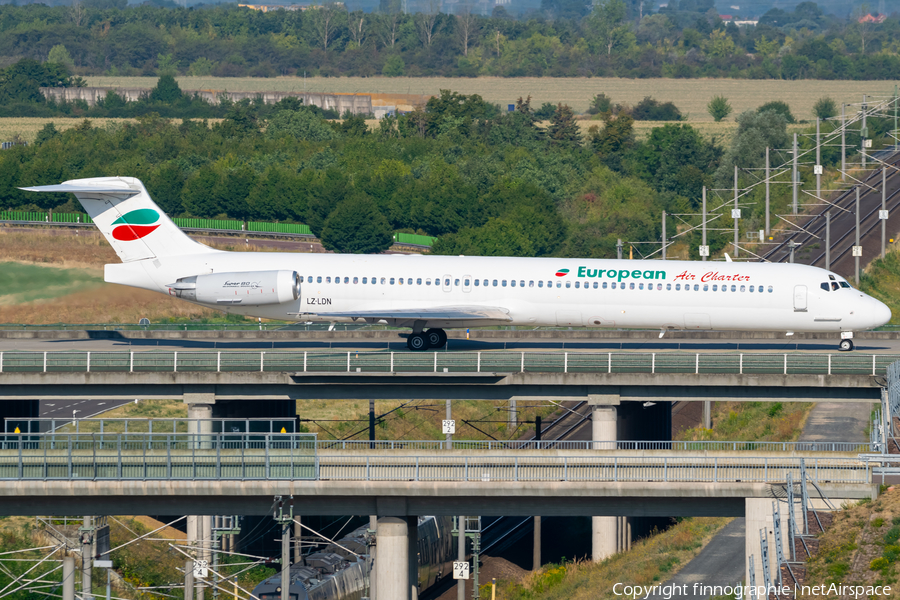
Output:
[{"xmin": 793, "ymin": 285, "xmax": 808, "ymax": 312}]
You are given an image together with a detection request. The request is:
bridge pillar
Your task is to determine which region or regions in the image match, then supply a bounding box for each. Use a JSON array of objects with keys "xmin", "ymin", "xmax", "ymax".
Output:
[
  {"xmin": 408, "ymin": 516, "xmax": 418, "ymax": 600},
  {"xmin": 589, "ymin": 395, "xmax": 622, "ymax": 561},
  {"xmin": 375, "ymin": 517, "xmax": 409, "ymax": 600}
]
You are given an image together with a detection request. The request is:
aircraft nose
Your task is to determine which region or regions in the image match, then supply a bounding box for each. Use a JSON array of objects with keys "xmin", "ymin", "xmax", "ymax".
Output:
[{"xmin": 870, "ymin": 297, "xmax": 892, "ymax": 328}]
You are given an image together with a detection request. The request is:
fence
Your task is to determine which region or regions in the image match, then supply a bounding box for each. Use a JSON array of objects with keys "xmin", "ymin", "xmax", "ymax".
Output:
[{"xmin": 0, "ymin": 351, "xmax": 892, "ymax": 376}]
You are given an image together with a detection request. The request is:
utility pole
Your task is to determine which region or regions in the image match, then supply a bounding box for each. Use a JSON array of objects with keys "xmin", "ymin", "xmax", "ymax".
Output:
[
  {"xmin": 533, "ymin": 516, "xmax": 541, "ymax": 571},
  {"xmin": 184, "ymin": 560, "xmax": 194, "ymax": 600},
  {"xmin": 701, "ymin": 186, "xmax": 708, "ymax": 262},
  {"xmin": 457, "ymin": 517, "xmax": 465, "ymax": 600},
  {"xmin": 82, "ymin": 516, "xmax": 94, "ymax": 600},
  {"xmin": 841, "ymin": 104, "xmax": 846, "ymax": 180},
  {"xmin": 816, "ymin": 119, "xmax": 821, "ymax": 201},
  {"xmin": 883, "ymin": 168, "xmax": 888, "ymax": 259},
  {"xmin": 274, "ymin": 496, "xmax": 294, "ymax": 600},
  {"xmin": 792, "ymin": 133, "xmax": 799, "ymax": 214},
  {"xmin": 63, "ymin": 557, "xmax": 75, "ymax": 600},
  {"xmin": 446, "ymin": 399, "xmax": 453, "ymax": 449},
  {"xmin": 616, "ymin": 239, "xmax": 623, "ymax": 260},
  {"xmin": 661, "ymin": 211, "xmax": 666, "ymax": 260},
  {"xmin": 369, "ymin": 398, "xmax": 375, "ymax": 449},
  {"xmin": 765, "ymin": 147, "xmax": 770, "ymax": 235},
  {"xmin": 856, "ymin": 187, "xmax": 861, "ymax": 286},
  {"xmin": 733, "ymin": 165, "xmax": 740, "ymax": 258},
  {"xmin": 826, "ymin": 211, "xmax": 831, "ymax": 270},
  {"xmin": 862, "ymin": 95, "xmax": 868, "ymax": 169}
]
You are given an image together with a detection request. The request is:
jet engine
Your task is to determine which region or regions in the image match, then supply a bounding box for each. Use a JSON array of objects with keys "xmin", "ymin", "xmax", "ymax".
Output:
[{"xmin": 167, "ymin": 270, "xmax": 300, "ymax": 305}]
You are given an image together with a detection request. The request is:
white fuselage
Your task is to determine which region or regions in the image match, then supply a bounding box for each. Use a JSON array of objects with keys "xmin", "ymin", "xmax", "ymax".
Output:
[{"xmin": 108, "ymin": 252, "xmax": 891, "ymax": 333}]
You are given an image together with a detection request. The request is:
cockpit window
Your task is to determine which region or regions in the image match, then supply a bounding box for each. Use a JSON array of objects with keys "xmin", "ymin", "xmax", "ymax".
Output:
[
  {"xmin": 831, "ymin": 282, "xmax": 839, "ymax": 291},
  {"xmin": 839, "ymin": 281, "xmax": 851, "ymax": 288},
  {"xmin": 828, "ymin": 274, "xmax": 836, "ymax": 281},
  {"xmin": 820, "ymin": 283, "xmax": 829, "ymax": 292}
]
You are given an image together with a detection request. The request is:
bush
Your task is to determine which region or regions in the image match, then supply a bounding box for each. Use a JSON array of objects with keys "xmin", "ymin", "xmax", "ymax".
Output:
[
  {"xmin": 535, "ymin": 102, "xmax": 556, "ymax": 120},
  {"xmin": 707, "ymin": 95, "xmax": 732, "ymax": 122},
  {"xmin": 588, "ymin": 93, "xmax": 613, "ymax": 115},
  {"xmin": 871, "ymin": 557, "xmax": 889, "ymax": 570},
  {"xmin": 873, "ymin": 517, "xmax": 885, "ymax": 528},
  {"xmin": 757, "ymin": 100, "xmax": 795, "ymax": 123},
  {"xmin": 812, "ymin": 96, "xmax": 837, "ymax": 120},
  {"xmin": 633, "ymin": 97, "xmax": 682, "ymax": 121}
]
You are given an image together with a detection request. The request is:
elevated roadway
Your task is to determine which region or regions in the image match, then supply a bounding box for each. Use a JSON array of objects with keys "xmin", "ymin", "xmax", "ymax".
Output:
[{"xmin": 0, "ymin": 350, "xmax": 886, "ymax": 402}]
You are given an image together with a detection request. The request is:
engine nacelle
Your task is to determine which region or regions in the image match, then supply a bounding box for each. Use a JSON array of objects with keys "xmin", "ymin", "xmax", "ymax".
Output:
[{"xmin": 167, "ymin": 270, "xmax": 300, "ymax": 306}]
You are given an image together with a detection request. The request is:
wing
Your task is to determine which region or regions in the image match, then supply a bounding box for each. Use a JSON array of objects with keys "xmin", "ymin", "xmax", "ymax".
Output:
[{"xmin": 294, "ymin": 305, "xmax": 512, "ymax": 325}]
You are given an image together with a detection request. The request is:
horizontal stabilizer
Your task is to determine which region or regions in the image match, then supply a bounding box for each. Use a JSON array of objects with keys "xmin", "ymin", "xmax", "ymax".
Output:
[{"xmin": 19, "ymin": 184, "xmax": 139, "ymax": 195}]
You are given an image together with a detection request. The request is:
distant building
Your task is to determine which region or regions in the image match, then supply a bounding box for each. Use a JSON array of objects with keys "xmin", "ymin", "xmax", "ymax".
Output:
[
  {"xmin": 857, "ymin": 12, "xmax": 887, "ymax": 22},
  {"xmin": 238, "ymin": 2, "xmax": 344, "ymax": 10}
]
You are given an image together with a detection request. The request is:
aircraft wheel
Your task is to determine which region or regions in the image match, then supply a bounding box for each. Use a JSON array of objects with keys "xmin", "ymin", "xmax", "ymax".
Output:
[
  {"xmin": 838, "ymin": 339, "xmax": 854, "ymax": 352},
  {"xmin": 407, "ymin": 333, "xmax": 428, "ymax": 351},
  {"xmin": 425, "ymin": 328, "xmax": 447, "ymax": 348}
]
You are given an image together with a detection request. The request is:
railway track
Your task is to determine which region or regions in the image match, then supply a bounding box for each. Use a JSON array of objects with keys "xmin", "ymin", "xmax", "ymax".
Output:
[{"xmin": 760, "ymin": 150, "xmax": 900, "ymax": 280}]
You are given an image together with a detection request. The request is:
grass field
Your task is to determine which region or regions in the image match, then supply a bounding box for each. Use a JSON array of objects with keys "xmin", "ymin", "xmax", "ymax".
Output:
[
  {"xmin": 85, "ymin": 76, "xmax": 896, "ymax": 121},
  {"xmin": 0, "ymin": 262, "xmax": 103, "ymax": 306}
]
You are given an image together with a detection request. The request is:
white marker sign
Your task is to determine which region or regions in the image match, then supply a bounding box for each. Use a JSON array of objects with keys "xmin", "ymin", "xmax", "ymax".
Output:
[
  {"xmin": 442, "ymin": 420, "xmax": 456, "ymax": 435},
  {"xmin": 193, "ymin": 560, "xmax": 209, "ymax": 579},
  {"xmin": 698, "ymin": 246, "xmax": 710, "ymax": 257},
  {"xmin": 453, "ymin": 561, "xmax": 470, "ymax": 580}
]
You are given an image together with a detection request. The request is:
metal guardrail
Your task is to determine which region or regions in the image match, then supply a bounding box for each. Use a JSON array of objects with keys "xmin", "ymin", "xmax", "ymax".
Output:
[
  {"xmin": 0, "ymin": 434, "xmax": 318, "ymax": 481},
  {"xmin": 318, "ymin": 439, "xmax": 873, "ymax": 453},
  {"xmin": 8, "ymin": 417, "xmax": 300, "ymax": 434},
  {"xmin": 0, "ymin": 351, "xmax": 892, "ymax": 376},
  {"xmin": 316, "ymin": 455, "xmax": 869, "ymax": 484},
  {"xmin": 0, "ymin": 433, "xmax": 870, "ymax": 453},
  {"xmin": 0, "ymin": 438, "xmax": 868, "ymax": 483}
]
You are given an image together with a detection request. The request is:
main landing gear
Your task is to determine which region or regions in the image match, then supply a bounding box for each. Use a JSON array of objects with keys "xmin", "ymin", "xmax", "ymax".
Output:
[
  {"xmin": 838, "ymin": 339, "xmax": 854, "ymax": 352},
  {"xmin": 407, "ymin": 328, "xmax": 447, "ymax": 351}
]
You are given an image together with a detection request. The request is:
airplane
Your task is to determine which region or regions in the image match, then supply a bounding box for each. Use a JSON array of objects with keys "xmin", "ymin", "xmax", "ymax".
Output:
[{"xmin": 22, "ymin": 176, "xmax": 891, "ymax": 352}]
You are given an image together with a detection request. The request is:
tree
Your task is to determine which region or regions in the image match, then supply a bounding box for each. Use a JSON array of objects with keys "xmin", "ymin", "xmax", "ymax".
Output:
[
  {"xmin": 756, "ymin": 100, "xmax": 795, "ymax": 123},
  {"xmin": 715, "ymin": 109, "xmax": 789, "ymax": 186},
  {"xmin": 47, "ymin": 45, "xmax": 75, "ymax": 71},
  {"xmin": 309, "ymin": 3, "xmax": 345, "ymax": 51},
  {"xmin": 588, "ymin": 93, "xmax": 613, "ymax": 115},
  {"xmin": 707, "ymin": 95, "xmax": 732, "ymax": 122},
  {"xmin": 320, "ymin": 196, "xmax": 393, "ymax": 254},
  {"xmin": 632, "ymin": 97, "xmax": 682, "ymax": 121},
  {"xmin": 266, "ymin": 108, "xmax": 336, "ymax": 141},
  {"xmin": 34, "ymin": 122, "xmax": 59, "ymax": 145},
  {"xmin": 590, "ymin": 113, "xmax": 634, "ymax": 157},
  {"xmin": 148, "ymin": 74, "xmax": 182, "ymax": 104},
  {"xmin": 547, "ymin": 104, "xmax": 581, "ymax": 148},
  {"xmin": 455, "ymin": 4, "xmax": 480, "ymax": 57},
  {"xmin": 414, "ymin": 0, "xmax": 441, "ymax": 47},
  {"xmin": 812, "ymin": 97, "xmax": 837, "ymax": 120},
  {"xmin": 588, "ymin": 0, "xmax": 630, "ymax": 56}
]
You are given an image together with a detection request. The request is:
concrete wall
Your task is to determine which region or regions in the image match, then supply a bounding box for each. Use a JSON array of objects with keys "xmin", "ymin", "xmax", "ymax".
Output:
[{"xmin": 39, "ymin": 88, "xmax": 374, "ymax": 116}]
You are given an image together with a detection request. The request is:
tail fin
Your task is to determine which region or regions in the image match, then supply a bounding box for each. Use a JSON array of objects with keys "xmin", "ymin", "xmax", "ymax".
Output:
[{"xmin": 20, "ymin": 176, "xmax": 218, "ymax": 263}]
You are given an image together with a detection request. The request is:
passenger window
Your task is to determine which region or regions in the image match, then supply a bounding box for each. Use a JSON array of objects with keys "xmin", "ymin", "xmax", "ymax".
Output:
[
  {"xmin": 362, "ymin": 277, "xmax": 367, "ymax": 284},
  {"xmin": 454, "ymin": 279, "xmax": 459, "ymax": 286},
  {"xmin": 317, "ymin": 276, "xmax": 322, "ymax": 283},
  {"xmin": 657, "ymin": 283, "xmax": 662, "ymax": 290},
  {"xmin": 594, "ymin": 282, "xmax": 599, "ymax": 289},
  {"xmin": 740, "ymin": 285, "xmax": 745, "ymax": 292},
  {"xmin": 390, "ymin": 278, "xmax": 395, "ymax": 285},
  {"xmin": 353, "ymin": 277, "xmax": 358, "ymax": 284},
  {"xmin": 445, "ymin": 278, "xmax": 451, "ymax": 287},
  {"xmin": 691, "ymin": 284, "xmax": 697, "ymax": 291},
  {"xmin": 629, "ymin": 282, "xmax": 635, "ymax": 290},
  {"xmin": 474, "ymin": 279, "xmax": 479, "ymax": 286},
  {"xmin": 520, "ymin": 280, "xmax": 525, "ymax": 287},
  {"xmin": 768, "ymin": 286, "xmax": 774, "ymax": 292},
  {"xmin": 566, "ymin": 282, "xmax": 571, "ymax": 288},
  {"xmin": 326, "ymin": 277, "xmax": 331, "ymax": 284},
  {"xmin": 731, "ymin": 285, "xmax": 736, "ymax": 292},
  {"xmin": 703, "ymin": 284, "xmax": 708, "ymax": 291},
  {"xmin": 712, "ymin": 285, "xmax": 717, "ymax": 291},
  {"xmin": 530, "ymin": 281, "xmax": 535, "ymax": 287},
  {"xmin": 603, "ymin": 282, "xmax": 608, "ymax": 289},
  {"xmin": 675, "ymin": 284, "xmax": 681, "ymax": 291},
  {"xmin": 398, "ymin": 278, "xmax": 403, "ymax": 285},
  {"xmin": 749, "ymin": 285, "xmax": 754, "ymax": 292},
  {"xmin": 759, "ymin": 286, "xmax": 764, "ymax": 293},
  {"xmin": 381, "ymin": 277, "xmax": 386, "ymax": 284},
  {"xmin": 511, "ymin": 280, "xmax": 517, "ymax": 287},
  {"xmin": 464, "ymin": 279, "xmax": 469, "ymax": 286},
  {"xmin": 666, "ymin": 284, "xmax": 672, "ymax": 291},
  {"xmin": 502, "ymin": 280, "xmax": 508, "ymax": 287},
  {"xmin": 638, "ymin": 283, "xmax": 643, "ymax": 290},
  {"xmin": 611, "ymin": 282, "xmax": 617, "ymax": 289},
  {"xmin": 417, "ymin": 278, "xmax": 422, "ymax": 285},
  {"xmin": 538, "ymin": 281, "xmax": 543, "ymax": 288},
  {"xmin": 493, "ymin": 280, "xmax": 498, "ymax": 287},
  {"xmin": 344, "ymin": 277, "xmax": 349, "ymax": 284},
  {"xmin": 575, "ymin": 281, "xmax": 580, "ymax": 289}
]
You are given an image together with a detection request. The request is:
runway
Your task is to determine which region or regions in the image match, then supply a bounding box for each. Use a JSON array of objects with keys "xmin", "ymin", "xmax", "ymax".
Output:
[{"xmin": 2, "ymin": 334, "xmax": 900, "ymax": 353}]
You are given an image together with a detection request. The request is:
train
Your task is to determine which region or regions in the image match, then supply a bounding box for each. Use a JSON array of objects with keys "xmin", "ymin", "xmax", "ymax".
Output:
[{"xmin": 252, "ymin": 516, "xmax": 455, "ymax": 600}]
